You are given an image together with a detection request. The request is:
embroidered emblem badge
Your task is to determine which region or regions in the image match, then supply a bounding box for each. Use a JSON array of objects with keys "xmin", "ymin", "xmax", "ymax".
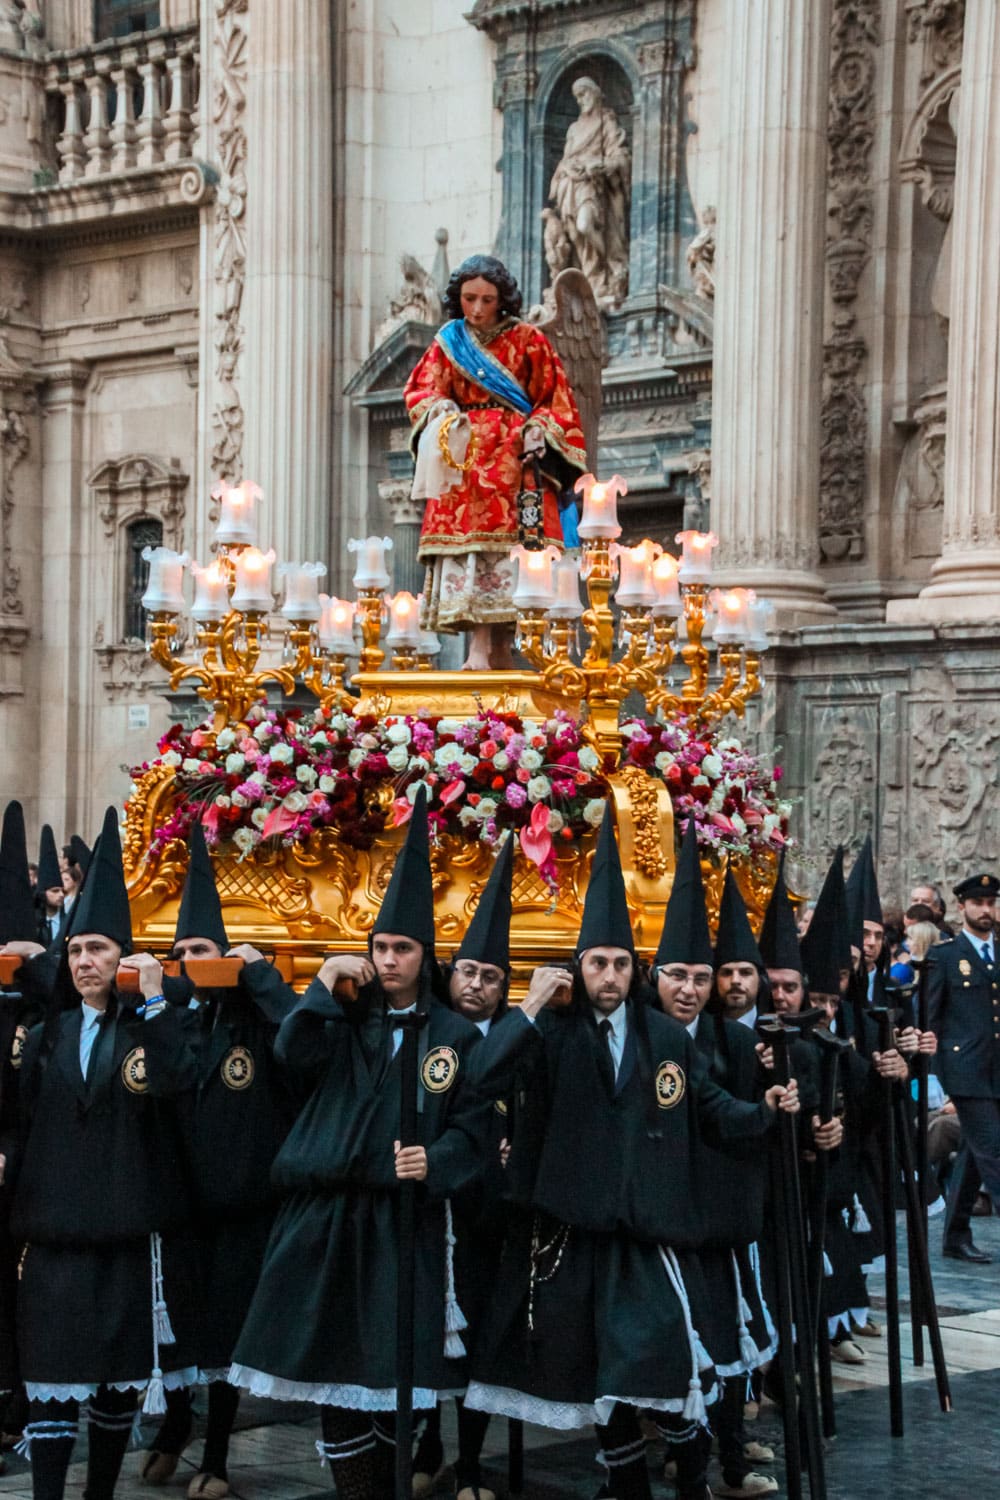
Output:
[
  {"xmin": 655, "ymin": 1060, "xmax": 686, "ymax": 1110},
  {"xmin": 121, "ymin": 1046, "xmax": 148, "ymax": 1094},
  {"xmin": 221, "ymin": 1044, "xmax": 254, "ymax": 1091},
  {"xmin": 421, "ymin": 1045, "xmax": 459, "ymax": 1093}
]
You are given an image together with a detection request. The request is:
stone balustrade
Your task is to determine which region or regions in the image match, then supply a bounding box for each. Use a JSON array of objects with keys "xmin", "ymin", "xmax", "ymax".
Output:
[{"xmin": 42, "ymin": 23, "xmax": 199, "ymax": 185}]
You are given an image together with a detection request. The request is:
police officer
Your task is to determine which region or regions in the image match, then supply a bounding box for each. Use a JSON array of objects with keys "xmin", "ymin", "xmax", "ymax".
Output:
[{"xmin": 926, "ymin": 872, "xmax": 1000, "ymax": 1262}]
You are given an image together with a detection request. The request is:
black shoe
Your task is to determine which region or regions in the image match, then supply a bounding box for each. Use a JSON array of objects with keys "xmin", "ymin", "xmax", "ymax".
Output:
[{"xmin": 943, "ymin": 1241, "xmax": 992, "ymax": 1263}]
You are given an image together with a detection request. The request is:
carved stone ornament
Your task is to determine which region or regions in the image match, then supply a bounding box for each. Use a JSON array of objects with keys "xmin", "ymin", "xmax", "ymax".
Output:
[
  {"xmin": 893, "ymin": 381, "xmax": 947, "ymax": 562},
  {"xmin": 820, "ymin": 0, "xmax": 881, "ymax": 563},
  {"xmin": 906, "ymin": 0, "xmax": 966, "ymax": 84},
  {"xmin": 210, "ymin": 0, "xmax": 249, "ymax": 495},
  {"xmin": 0, "ymin": 334, "xmax": 38, "ymax": 621},
  {"xmin": 807, "ymin": 709, "xmax": 876, "ymax": 858},
  {"xmin": 94, "ymin": 640, "xmax": 160, "ymax": 701},
  {"xmin": 372, "ymin": 237, "xmax": 448, "ymax": 350},
  {"xmin": 686, "ymin": 207, "xmax": 716, "ymax": 301},
  {"xmin": 906, "ymin": 698, "xmax": 1000, "ymax": 881},
  {"xmin": 544, "ymin": 76, "xmax": 630, "ymax": 309},
  {"xmin": 88, "ymin": 454, "xmax": 188, "ymax": 547}
]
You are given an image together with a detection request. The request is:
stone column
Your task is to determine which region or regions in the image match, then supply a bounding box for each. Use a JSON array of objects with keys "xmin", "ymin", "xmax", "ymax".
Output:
[
  {"xmin": 710, "ymin": 0, "xmax": 835, "ymax": 621},
  {"xmin": 889, "ymin": 0, "xmax": 1000, "ymax": 622},
  {"xmin": 382, "ymin": 481, "xmax": 424, "ymax": 597},
  {"xmin": 241, "ymin": 0, "xmax": 333, "ymax": 566}
]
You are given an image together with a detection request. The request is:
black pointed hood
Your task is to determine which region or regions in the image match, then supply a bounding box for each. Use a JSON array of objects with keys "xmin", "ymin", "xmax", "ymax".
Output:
[
  {"xmin": 845, "ymin": 833, "xmax": 882, "ymax": 936},
  {"xmin": 67, "ymin": 834, "xmax": 91, "ymax": 877},
  {"xmin": 758, "ymin": 854, "xmax": 801, "ymax": 973},
  {"xmin": 713, "ymin": 867, "xmax": 763, "ymax": 971},
  {"xmin": 0, "ymin": 801, "xmax": 37, "ymax": 944},
  {"xmin": 801, "ymin": 846, "xmax": 851, "ymax": 996},
  {"xmin": 66, "ymin": 807, "xmax": 132, "ymax": 951},
  {"xmin": 37, "ymin": 823, "xmax": 62, "ymax": 894},
  {"xmin": 174, "ymin": 819, "xmax": 228, "ymax": 954},
  {"xmin": 654, "ymin": 819, "xmax": 713, "ymax": 967},
  {"xmin": 456, "ymin": 833, "xmax": 513, "ymax": 971},
  {"xmin": 373, "ymin": 786, "xmax": 435, "ymax": 950},
  {"xmin": 576, "ymin": 802, "xmax": 634, "ymax": 955}
]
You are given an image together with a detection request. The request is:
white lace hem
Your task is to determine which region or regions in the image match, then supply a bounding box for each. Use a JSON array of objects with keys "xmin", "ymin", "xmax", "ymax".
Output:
[
  {"xmin": 198, "ymin": 1368, "xmax": 232, "ymax": 1386},
  {"xmin": 227, "ymin": 1365, "xmax": 438, "ymax": 1410},
  {"xmin": 464, "ymin": 1381, "xmax": 597, "ymax": 1429},
  {"xmin": 594, "ymin": 1387, "xmax": 718, "ymax": 1425},
  {"xmin": 26, "ymin": 1368, "xmax": 200, "ymax": 1403}
]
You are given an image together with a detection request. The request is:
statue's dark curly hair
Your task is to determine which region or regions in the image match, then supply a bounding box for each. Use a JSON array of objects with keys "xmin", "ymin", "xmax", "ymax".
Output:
[{"xmin": 443, "ymin": 255, "xmax": 523, "ymax": 320}]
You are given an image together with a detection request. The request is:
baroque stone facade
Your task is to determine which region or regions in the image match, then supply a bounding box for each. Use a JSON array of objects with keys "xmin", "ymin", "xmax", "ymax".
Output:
[{"xmin": 0, "ymin": 0, "xmax": 998, "ymax": 915}]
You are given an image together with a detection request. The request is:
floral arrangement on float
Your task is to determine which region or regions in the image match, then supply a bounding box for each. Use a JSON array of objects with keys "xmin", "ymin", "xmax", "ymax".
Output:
[{"xmin": 129, "ymin": 704, "xmax": 790, "ymax": 896}]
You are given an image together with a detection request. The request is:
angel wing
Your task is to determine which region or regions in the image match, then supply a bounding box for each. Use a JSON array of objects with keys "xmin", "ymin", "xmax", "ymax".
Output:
[{"xmin": 531, "ymin": 268, "xmax": 607, "ymax": 468}]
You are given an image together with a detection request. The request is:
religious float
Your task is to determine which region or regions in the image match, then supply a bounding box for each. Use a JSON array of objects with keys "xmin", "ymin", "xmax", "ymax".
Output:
[{"xmin": 125, "ymin": 474, "xmax": 789, "ymax": 992}]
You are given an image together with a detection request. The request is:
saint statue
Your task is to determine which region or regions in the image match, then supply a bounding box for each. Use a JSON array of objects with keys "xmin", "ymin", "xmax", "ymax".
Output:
[
  {"xmin": 546, "ymin": 76, "xmax": 630, "ymax": 307},
  {"xmin": 404, "ymin": 255, "xmax": 587, "ymax": 671}
]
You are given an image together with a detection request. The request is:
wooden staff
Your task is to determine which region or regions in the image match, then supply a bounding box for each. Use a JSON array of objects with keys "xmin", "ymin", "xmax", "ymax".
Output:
[{"xmin": 396, "ymin": 1009, "xmax": 429, "ymax": 1500}]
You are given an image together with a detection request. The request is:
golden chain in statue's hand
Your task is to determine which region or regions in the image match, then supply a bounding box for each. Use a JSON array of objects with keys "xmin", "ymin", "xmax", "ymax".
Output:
[{"xmin": 437, "ymin": 411, "xmax": 476, "ymax": 473}]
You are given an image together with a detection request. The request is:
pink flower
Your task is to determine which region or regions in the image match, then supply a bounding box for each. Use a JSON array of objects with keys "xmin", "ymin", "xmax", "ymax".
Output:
[
  {"xmin": 393, "ymin": 797, "xmax": 413, "ymax": 826},
  {"xmin": 519, "ymin": 803, "xmax": 553, "ymax": 869},
  {"xmin": 505, "ymin": 783, "xmax": 527, "ymax": 808},
  {"xmin": 439, "ymin": 779, "xmax": 465, "ymax": 808}
]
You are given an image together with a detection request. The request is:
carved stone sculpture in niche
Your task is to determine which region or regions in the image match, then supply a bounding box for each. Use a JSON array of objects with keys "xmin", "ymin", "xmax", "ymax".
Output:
[
  {"xmin": 545, "ymin": 77, "xmax": 630, "ymax": 309},
  {"xmin": 372, "ymin": 230, "xmax": 450, "ymax": 350},
  {"xmin": 685, "ymin": 207, "xmax": 715, "ymax": 301},
  {"xmin": 900, "ymin": 71, "xmax": 960, "ymax": 332},
  {"xmin": 807, "ymin": 709, "xmax": 876, "ymax": 858},
  {"xmin": 893, "ymin": 382, "xmax": 947, "ymax": 562},
  {"xmin": 908, "ymin": 700, "xmax": 1000, "ymax": 880}
]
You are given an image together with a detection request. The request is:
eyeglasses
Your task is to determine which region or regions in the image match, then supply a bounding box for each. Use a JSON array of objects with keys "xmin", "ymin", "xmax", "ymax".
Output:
[
  {"xmin": 453, "ymin": 961, "xmax": 505, "ymax": 988},
  {"xmin": 656, "ymin": 967, "xmax": 714, "ymax": 987}
]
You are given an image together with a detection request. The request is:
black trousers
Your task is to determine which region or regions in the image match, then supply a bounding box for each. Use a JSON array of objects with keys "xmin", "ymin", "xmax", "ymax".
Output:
[
  {"xmin": 950, "ymin": 1096, "xmax": 1000, "ymax": 1208},
  {"xmin": 943, "ymin": 1144, "xmax": 985, "ymax": 1246}
]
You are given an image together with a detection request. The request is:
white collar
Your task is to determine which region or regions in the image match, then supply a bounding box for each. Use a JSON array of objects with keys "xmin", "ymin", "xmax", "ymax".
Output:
[
  {"xmin": 686, "ymin": 1016, "xmax": 699, "ymax": 1038},
  {"xmin": 736, "ymin": 1004, "xmax": 757, "ymax": 1029},
  {"xmin": 388, "ymin": 1001, "xmax": 418, "ymax": 1022},
  {"xmin": 963, "ymin": 929, "xmax": 994, "ymax": 954},
  {"xmin": 592, "ymin": 1000, "xmax": 628, "ymax": 1038},
  {"xmin": 475, "ymin": 1016, "xmax": 492, "ymax": 1036},
  {"xmin": 80, "ymin": 1001, "xmax": 103, "ymax": 1029}
]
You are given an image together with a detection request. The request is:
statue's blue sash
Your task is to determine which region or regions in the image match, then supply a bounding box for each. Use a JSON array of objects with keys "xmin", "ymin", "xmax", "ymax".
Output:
[{"xmin": 437, "ymin": 319, "xmax": 533, "ymax": 416}]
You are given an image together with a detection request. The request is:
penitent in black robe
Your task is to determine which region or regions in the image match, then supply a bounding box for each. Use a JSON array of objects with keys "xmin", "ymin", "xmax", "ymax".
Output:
[
  {"xmin": 462, "ymin": 1001, "xmax": 778, "ymax": 1430},
  {"xmin": 230, "ymin": 979, "xmax": 490, "ymax": 1411}
]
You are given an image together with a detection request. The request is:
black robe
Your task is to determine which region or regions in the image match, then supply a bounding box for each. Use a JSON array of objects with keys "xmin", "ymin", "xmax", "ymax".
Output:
[
  {"xmin": 11, "ymin": 998, "xmax": 198, "ymax": 1389},
  {"xmin": 463, "ymin": 1002, "xmax": 778, "ymax": 1426},
  {"xmin": 230, "ymin": 979, "xmax": 490, "ymax": 1408},
  {"xmin": 0, "ymin": 963, "xmax": 45, "ymax": 1391}
]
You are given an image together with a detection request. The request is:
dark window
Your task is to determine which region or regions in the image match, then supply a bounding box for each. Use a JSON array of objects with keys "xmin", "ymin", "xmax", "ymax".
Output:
[
  {"xmin": 94, "ymin": 1, "xmax": 160, "ymax": 40},
  {"xmin": 125, "ymin": 517, "xmax": 163, "ymax": 641}
]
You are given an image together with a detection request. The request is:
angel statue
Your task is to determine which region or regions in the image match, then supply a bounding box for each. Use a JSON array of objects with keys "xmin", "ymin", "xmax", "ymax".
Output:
[{"xmin": 405, "ymin": 255, "xmax": 599, "ymax": 672}]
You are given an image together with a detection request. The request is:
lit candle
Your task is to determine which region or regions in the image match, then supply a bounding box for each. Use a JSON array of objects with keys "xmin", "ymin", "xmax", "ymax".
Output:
[
  {"xmin": 548, "ymin": 551, "xmax": 584, "ymax": 620},
  {"xmin": 347, "ymin": 535, "xmax": 393, "ymax": 590},
  {"xmin": 317, "ymin": 595, "xmax": 358, "ymax": 653},
  {"xmin": 613, "ymin": 539, "xmax": 661, "ymax": 608},
  {"xmin": 141, "ymin": 546, "xmax": 190, "ymax": 615},
  {"xmin": 213, "ymin": 480, "xmax": 261, "ymax": 547},
  {"xmin": 230, "ymin": 547, "xmax": 276, "ymax": 613},
  {"xmin": 189, "ymin": 559, "xmax": 230, "ymax": 623},
  {"xmin": 574, "ymin": 472, "xmax": 626, "ymax": 540},
  {"xmin": 385, "ymin": 590, "xmax": 422, "ymax": 649},
  {"xmin": 710, "ymin": 586, "xmax": 756, "ymax": 643},
  {"xmin": 279, "ymin": 561, "xmax": 327, "ymax": 621},
  {"xmin": 745, "ymin": 597, "xmax": 775, "ymax": 653},
  {"xmin": 510, "ymin": 544, "xmax": 559, "ymax": 610},
  {"xmin": 651, "ymin": 552, "xmax": 682, "ymax": 616},
  {"xmin": 675, "ymin": 529, "xmax": 719, "ymax": 583}
]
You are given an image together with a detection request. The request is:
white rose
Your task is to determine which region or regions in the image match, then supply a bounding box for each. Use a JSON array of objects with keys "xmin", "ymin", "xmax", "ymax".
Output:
[
  {"xmin": 458, "ymin": 806, "xmax": 480, "ymax": 827},
  {"xmin": 386, "ymin": 745, "xmax": 410, "ymax": 771},
  {"xmin": 459, "ymin": 753, "xmax": 478, "ymax": 775},
  {"xmin": 527, "ymin": 775, "xmax": 551, "ymax": 803},
  {"xmin": 620, "ymin": 722, "xmax": 644, "ymax": 740},
  {"xmin": 434, "ymin": 743, "xmax": 462, "ymax": 769},
  {"xmin": 691, "ymin": 774, "xmax": 709, "ymax": 787},
  {"xmin": 654, "ymin": 751, "xmax": 675, "ymax": 772},
  {"xmin": 405, "ymin": 780, "xmax": 426, "ymax": 804},
  {"xmin": 319, "ymin": 774, "xmax": 336, "ymax": 793},
  {"xmin": 329, "ymin": 714, "xmax": 350, "ymax": 733},
  {"xmin": 409, "ymin": 754, "xmax": 430, "ymax": 771},
  {"xmin": 253, "ymin": 722, "xmax": 275, "ymax": 743},
  {"xmin": 519, "ymin": 748, "xmax": 543, "ymax": 771},
  {"xmin": 730, "ymin": 811, "xmax": 746, "ymax": 834},
  {"xmin": 215, "ymin": 728, "xmax": 237, "ymax": 751},
  {"xmin": 492, "ymin": 751, "xmax": 510, "ymax": 771},
  {"xmin": 763, "ymin": 812, "xmax": 781, "ymax": 837},
  {"xmin": 476, "ymin": 798, "xmax": 498, "ymax": 820},
  {"xmin": 348, "ymin": 748, "xmax": 366, "ymax": 769},
  {"xmin": 225, "ymin": 752, "xmax": 245, "ymax": 774},
  {"xmin": 583, "ymin": 798, "xmax": 606, "ymax": 827},
  {"xmin": 231, "ymin": 791, "xmax": 248, "ymax": 808},
  {"xmin": 578, "ymin": 746, "xmax": 600, "ymax": 771},
  {"xmin": 707, "ymin": 788, "xmax": 725, "ymax": 813},
  {"xmin": 161, "ymin": 749, "xmax": 182, "ymax": 767},
  {"xmin": 547, "ymin": 809, "xmax": 564, "ymax": 833},
  {"xmin": 215, "ymin": 795, "xmax": 231, "ymax": 810},
  {"xmin": 309, "ymin": 731, "xmax": 329, "ymax": 748},
  {"xmin": 248, "ymin": 771, "xmax": 266, "ymax": 787},
  {"xmin": 296, "ymin": 764, "xmax": 317, "ymax": 786},
  {"xmin": 387, "ymin": 723, "xmax": 411, "ymax": 745},
  {"xmin": 271, "ymin": 743, "xmax": 295, "ymax": 764},
  {"xmin": 250, "ymin": 808, "xmax": 269, "ymax": 829},
  {"xmin": 232, "ymin": 827, "xmax": 257, "ymax": 857},
  {"xmin": 437, "ymin": 718, "xmax": 464, "ymax": 736},
  {"xmin": 282, "ymin": 791, "xmax": 307, "ymax": 813},
  {"xmin": 701, "ymin": 753, "xmax": 723, "ymax": 778}
]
